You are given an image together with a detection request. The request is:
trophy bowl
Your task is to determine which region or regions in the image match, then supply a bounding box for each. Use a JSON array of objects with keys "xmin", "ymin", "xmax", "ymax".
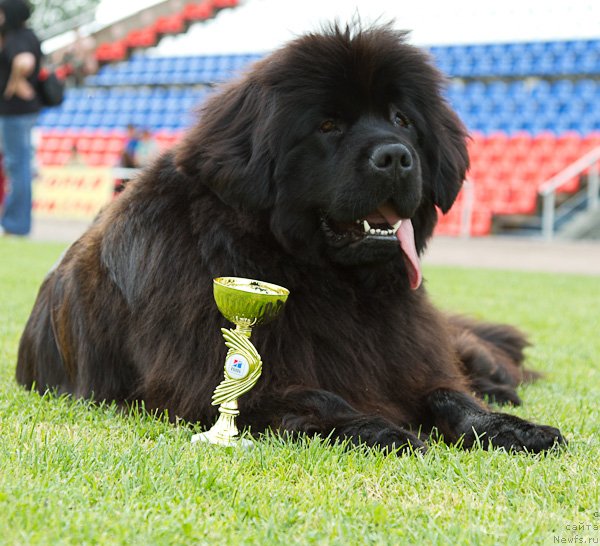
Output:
[{"xmin": 213, "ymin": 277, "xmax": 289, "ymax": 328}]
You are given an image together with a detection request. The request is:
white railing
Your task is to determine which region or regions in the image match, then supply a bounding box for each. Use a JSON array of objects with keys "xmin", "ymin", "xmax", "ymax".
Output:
[
  {"xmin": 539, "ymin": 146, "xmax": 600, "ymax": 241},
  {"xmin": 460, "ymin": 179, "xmax": 475, "ymax": 238},
  {"xmin": 112, "ymin": 167, "xmax": 141, "ymax": 180}
]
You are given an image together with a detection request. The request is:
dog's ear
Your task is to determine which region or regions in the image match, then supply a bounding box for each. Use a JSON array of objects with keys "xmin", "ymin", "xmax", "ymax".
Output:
[
  {"xmin": 427, "ymin": 102, "xmax": 469, "ymax": 213},
  {"xmin": 175, "ymin": 78, "xmax": 276, "ymax": 210}
]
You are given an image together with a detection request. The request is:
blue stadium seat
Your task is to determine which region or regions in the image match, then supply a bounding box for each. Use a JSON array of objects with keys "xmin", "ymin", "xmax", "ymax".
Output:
[
  {"xmin": 555, "ymin": 54, "xmax": 577, "ymax": 75},
  {"xmin": 512, "ymin": 54, "xmax": 534, "ymax": 77},
  {"xmin": 146, "ymin": 112, "xmax": 166, "ymax": 130},
  {"xmin": 38, "ymin": 110, "xmax": 59, "ymax": 127},
  {"xmin": 577, "ymin": 51, "xmax": 600, "ymax": 74}
]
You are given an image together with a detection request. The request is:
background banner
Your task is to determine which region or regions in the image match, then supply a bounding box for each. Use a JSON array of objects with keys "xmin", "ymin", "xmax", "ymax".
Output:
[{"xmin": 33, "ymin": 167, "xmax": 114, "ymax": 221}]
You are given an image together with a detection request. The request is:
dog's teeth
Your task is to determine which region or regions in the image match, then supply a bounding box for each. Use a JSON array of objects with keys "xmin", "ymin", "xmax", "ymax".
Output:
[
  {"xmin": 392, "ymin": 220, "xmax": 403, "ymax": 233},
  {"xmin": 369, "ymin": 228, "xmax": 377, "ymax": 234},
  {"xmin": 375, "ymin": 229, "xmax": 381, "ymax": 234},
  {"xmin": 363, "ymin": 220, "xmax": 371, "ymax": 233}
]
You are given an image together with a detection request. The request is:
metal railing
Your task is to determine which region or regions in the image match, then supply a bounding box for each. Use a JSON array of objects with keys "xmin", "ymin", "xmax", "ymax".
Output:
[
  {"xmin": 112, "ymin": 167, "xmax": 141, "ymax": 180},
  {"xmin": 539, "ymin": 146, "xmax": 600, "ymax": 241},
  {"xmin": 459, "ymin": 179, "xmax": 475, "ymax": 238}
]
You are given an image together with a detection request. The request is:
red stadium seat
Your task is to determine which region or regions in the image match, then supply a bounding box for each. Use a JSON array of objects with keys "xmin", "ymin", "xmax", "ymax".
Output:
[
  {"xmin": 155, "ymin": 131, "xmax": 181, "ymax": 150},
  {"xmin": 485, "ymin": 132, "xmax": 510, "ymax": 159},
  {"xmin": 155, "ymin": 14, "xmax": 186, "ymax": 35},
  {"xmin": 74, "ymin": 134, "xmax": 94, "ymax": 153},
  {"xmin": 38, "ymin": 150, "xmax": 57, "ymax": 165},
  {"xmin": 127, "ymin": 27, "xmax": 158, "ymax": 48},
  {"xmin": 488, "ymin": 186, "xmax": 513, "ymax": 214},
  {"xmin": 40, "ymin": 136, "xmax": 61, "ymax": 152},
  {"xmin": 471, "ymin": 143, "xmax": 494, "ymax": 169},
  {"xmin": 95, "ymin": 41, "xmax": 128, "ymax": 63},
  {"xmin": 90, "ymin": 137, "xmax": 108, "ymax": 153},
  {"xmin": 213, "ymin": 0, "xmax": 239, "ymax": 7},
  {"xmin": 508, "ymin": 131, "xmax": 532, "ymax": 159},
  {"xmin": 582, "ymin": 132, "xmax": 600, "ymax": 153},
  {"xmin": 436, "ymin": 205, "xmax": 463, "ymax": 236},
  {"xmin": 556, "ymin": 131, "xmax": 583, "ymax": 161},
  {"xmin": 106, "ymin": 137, "xmax": 126, "ymax": 153},
  {"xmin": 58, "ymin": 136, "xmax": 76, "ymax": 152},
  {"xmin": 55, "ymin": 151, "xmax": 71, "ymax": 165},
  {"xmin": 530, "ymin": 132, "xmax": 556, "ymax": 160},
  {"xmin": 470, "ymin": 208, "xmax": 492, "ymax": 236},
  {"xmin": 467, "ymin": 132, "xmax": 486, "ymax": 164},
  {"xmin": 182, "ymin": 2, "xmax": 214, "ymax": 21}
]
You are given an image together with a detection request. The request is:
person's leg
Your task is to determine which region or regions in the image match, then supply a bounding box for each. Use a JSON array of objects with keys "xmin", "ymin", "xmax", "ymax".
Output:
[
  {"xmin": 0, "ymin": 113, "xmax": 37, "ymax": 235},
  {"xmin": 0, "ymin": 155, "xmax": 5, "ymax": 210}
]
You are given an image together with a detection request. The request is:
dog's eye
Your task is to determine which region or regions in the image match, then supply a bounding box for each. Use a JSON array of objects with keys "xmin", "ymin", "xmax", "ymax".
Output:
[
  {"xmin": 319, "ymin": 120, "xmax": 339, "ymax": 133},
  {"xmin": 393, "ymin": 111, "xmax": 411, "ymax": 128}
]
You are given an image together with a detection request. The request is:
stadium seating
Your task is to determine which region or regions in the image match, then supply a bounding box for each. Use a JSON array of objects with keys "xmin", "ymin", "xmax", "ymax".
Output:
[
  {"xmin": 35, "ymin": 32, "xmax": 600, "ymax": 237},
  {"xmin": 446, "ymin": 79, "xmax": 600, "ymax": 135},
  {"xmin": 36, "ymin": 128, "xmax": 180, "ymax": 167},
  {"xmin": 429, "ymin": 38, "xmax": 600, "ymax": 78},
  {"xmin": 91, "ymin": 0, "xmax": 239, "ymax": 69},
  {"xmin": 85, "ymin": 53, "xmax": 263, "ymax": 87},
  {"xmin": 41, "ymin": 64, "xmax": 600, "ymax": 136}
]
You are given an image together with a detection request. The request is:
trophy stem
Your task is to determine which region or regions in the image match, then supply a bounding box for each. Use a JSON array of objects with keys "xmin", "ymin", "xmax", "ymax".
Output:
[{"xmin": 234, "ymin": 321, "xmax": 253, "ymax": 338}]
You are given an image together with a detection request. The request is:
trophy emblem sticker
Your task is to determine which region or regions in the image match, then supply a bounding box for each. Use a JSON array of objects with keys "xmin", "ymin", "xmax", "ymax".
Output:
[{"xmin": 225, "ymin": 354, "xmax": 249, "ymax": 379}]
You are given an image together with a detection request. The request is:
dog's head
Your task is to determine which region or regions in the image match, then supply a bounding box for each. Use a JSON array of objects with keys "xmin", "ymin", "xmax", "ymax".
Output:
[{"xmin": 176, "ymin": 24, "xmax": 468, "ymax": 289}]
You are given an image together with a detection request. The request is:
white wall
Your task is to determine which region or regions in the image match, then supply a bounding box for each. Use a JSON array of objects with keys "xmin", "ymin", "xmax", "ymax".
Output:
[{"xmin": 144, "ymin": 0, "xmax": 600, "ymax": 56}]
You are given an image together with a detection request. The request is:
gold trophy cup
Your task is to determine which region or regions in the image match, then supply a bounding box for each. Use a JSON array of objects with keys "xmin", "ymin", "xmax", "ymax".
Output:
[{"xmin": 191, "ymin": 277, "xmax": 289, "ymax": 448}]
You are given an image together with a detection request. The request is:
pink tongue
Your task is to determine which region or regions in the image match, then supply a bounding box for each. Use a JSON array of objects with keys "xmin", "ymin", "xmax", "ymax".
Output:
[{"xmin": 377, "ymin": 203, "xmax": 422, "ymax": 290}]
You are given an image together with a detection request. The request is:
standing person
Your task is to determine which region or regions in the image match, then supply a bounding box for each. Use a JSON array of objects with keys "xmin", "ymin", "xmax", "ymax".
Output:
[
  {"xmin": 0, "ymin": 0, "xmax": 41, "ymax": 236},
  {"xmin": 120, "ymin": 124, "xmax": 139, "ymax": 168},
  {"xmin": 115, "ymin": 124, "xmax": 139, "ymax": 195},
  {"xmin": 134, "ymin": 128, "xmax": 159, "ymax": 167},
  {"xmin": 0, "ymin": 151, "xmax": 5, "ymax": 206}
]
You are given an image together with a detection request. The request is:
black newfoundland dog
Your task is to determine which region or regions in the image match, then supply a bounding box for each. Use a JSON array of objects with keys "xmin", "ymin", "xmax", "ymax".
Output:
[{"xmin": 17, "ymin": 24, "xmax": 564, "ymax": 453}]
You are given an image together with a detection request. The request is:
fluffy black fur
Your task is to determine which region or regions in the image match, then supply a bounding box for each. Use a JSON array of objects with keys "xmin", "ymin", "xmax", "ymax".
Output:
[{"xmin": 16, "ymin": 24, "xmax": 564, "ymax": 453}]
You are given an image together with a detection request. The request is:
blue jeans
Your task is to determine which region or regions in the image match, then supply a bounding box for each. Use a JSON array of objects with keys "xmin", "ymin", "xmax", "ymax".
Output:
[{"xmin": 0, "ymin": 113, "xmax": 38, "ymax": 235}]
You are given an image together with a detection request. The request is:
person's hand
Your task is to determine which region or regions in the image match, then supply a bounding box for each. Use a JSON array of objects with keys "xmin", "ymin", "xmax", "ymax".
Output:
[
  {"xmin": 5, "ymin": 53, "xmax": 37, "ymax": 100},
  {"xmin": 3, "ymin": 78, "xmax": 35, "ymax": 100}
]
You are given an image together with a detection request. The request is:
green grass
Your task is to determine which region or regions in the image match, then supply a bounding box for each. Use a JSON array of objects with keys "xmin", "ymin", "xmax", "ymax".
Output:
[{"xmin": 1, "ymin": 238, "xmax": 599, "ymax": 545}]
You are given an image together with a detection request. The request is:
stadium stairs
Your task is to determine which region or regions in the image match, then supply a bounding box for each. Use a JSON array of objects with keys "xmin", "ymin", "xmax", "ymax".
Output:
[{"xmin": 36, "ymin": 31, "xmax": 600, "ymax": 238}]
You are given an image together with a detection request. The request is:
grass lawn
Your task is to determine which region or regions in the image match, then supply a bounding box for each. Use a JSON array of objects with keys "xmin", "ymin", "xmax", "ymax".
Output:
[{"xmin": 0, "ymin": 237, "xmax": 599, "ymax": 545}]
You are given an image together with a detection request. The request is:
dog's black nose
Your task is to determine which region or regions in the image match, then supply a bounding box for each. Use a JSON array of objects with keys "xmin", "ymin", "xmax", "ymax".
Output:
[{"xmin": 369, "ymin": 144, "xmax": 413, "ymax": 176}]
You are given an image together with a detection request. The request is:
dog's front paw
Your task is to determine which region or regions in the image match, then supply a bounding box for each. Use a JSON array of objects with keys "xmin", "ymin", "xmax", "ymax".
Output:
[
  {"xmin": 369, "ymin": 426, "xmax": 427, "ymax": 455},
  {"xmin": 479, "ymin": 413, "xmax": 566, "ymax": 453},
  {"xmin": 336, "ymin": 417, "xmax": 427, "ymax": 455}
]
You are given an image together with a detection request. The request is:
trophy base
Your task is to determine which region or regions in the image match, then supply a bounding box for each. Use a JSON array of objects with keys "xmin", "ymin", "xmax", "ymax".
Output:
[
  {"xmin": 192, "ymin": 401, "xmax": 254, "ymax": 448},
  {"xmin": 191, "ymin": 431, "xmax": 254, "ymax": 449}
]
